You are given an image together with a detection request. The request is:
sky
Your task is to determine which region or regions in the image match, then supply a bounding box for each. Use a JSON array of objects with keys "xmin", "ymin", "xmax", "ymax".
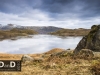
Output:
[{"xmin": 0, "ymin": 0, "xmax": 100, "ymax": 28}]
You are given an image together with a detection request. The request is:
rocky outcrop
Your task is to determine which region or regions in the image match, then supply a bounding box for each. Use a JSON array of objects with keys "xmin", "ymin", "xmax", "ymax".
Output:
[
  {"xmin": 50, "ymin": 50, "xmax": 73, "ymax": 57},
  {"xmin": 75, "ymin": 49, "xmax": 94, "ymax": 59},
  {"xmin": 74, "ymin": 25, "xmax": 100, "ymax": 54}
]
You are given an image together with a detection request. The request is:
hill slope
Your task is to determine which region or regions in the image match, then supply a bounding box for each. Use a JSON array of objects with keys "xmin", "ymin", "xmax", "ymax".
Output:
[{"xmin": 50, "ymin": 28, "xmax": 90, "ymax": 36}]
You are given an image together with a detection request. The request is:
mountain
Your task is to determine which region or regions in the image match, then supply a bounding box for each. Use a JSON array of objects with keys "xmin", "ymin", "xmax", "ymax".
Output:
[
  {"xmin": 0, "ymin": 24, "xmax": 63, "ymax": 34},
  {"xmin": 22, "ymin": 26, "xmax": 63, "ymax": 34},
  {"xmin": 0, "ymin": 24, "xmax": 16, "ymax": 30}
]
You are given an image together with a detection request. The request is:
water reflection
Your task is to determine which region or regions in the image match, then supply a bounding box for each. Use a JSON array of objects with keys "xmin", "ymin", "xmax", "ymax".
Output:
[{"xmin": 0, "ymin": 35, "xmax": 82, "ymax": 54}]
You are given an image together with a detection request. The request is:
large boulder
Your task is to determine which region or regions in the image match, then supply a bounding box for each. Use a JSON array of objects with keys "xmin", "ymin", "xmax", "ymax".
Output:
[{"xmin": 74, "ymin": 25, "xmax": 100, "ymax": 54}]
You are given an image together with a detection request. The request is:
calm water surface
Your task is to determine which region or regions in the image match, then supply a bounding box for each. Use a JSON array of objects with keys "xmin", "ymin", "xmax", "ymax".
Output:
[{"xmin": 0, "ymin": 35, "xmax": 82, "ymax": 54}]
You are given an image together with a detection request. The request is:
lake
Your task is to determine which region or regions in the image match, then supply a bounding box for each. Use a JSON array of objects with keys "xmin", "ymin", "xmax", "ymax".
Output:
[{"xmin": 0, "ymin": 35, "xmax": 82, "ymax": 54}]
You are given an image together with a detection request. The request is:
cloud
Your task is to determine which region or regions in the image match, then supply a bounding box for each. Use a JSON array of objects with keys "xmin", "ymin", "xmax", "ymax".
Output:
[
  {"xmin": 0, "ymin": 11, "xmax": 100, "ymax": 29},
  {"xmin": 0, "ymin": 0, "xmax": 100, "ymax": 28},
  {"xmin": 19, "ymin": 9, "xmax": 51, "ymax": 21}
]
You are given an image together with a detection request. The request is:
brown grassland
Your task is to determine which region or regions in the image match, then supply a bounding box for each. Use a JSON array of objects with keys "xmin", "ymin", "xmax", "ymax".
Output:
[{"xmin": 0, "ymin": 48, "xmax": 99, "ymax": 75}]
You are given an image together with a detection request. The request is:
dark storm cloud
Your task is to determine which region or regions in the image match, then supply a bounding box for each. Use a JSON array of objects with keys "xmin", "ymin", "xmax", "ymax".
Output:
[
  {"xmin": 0, "ymin": 0, "xmax": 39, "ymax": 13},
  {"xmin": 0, "ymin": 0, "xmax": 100, "ymax": 19},
  {"xmin": 42, "ymin": 0, "xmax": 77, "ymax": 13},
  {"xmin": 40, "ymin": 0, "xmax": 100, "ymax": 19},
  {"xmin": 0, "ymin": 0, "xmax": 28, "ymax": 13},
  {"xmin": 80, "ymin": 0, "xmax": 100, "ymax": 18}
]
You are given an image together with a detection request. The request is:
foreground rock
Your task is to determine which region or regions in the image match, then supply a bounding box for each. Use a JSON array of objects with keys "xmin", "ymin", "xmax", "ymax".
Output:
[
  {"xmin": 74, "ymin": 25, "xmax": 100, "ymax": 54},
  {"xmin": 21, "ymin": 55, "xmax": 44, "ymax": 63},
  {"xmin": 21, "ymin": 55, "xmax": 34, "ymax": 62}
]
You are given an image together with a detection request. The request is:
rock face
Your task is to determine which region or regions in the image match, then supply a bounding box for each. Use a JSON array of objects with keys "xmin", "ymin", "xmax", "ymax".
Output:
[{"xmin": 74, "ymin": 25, "xmax": 100, "ymax": 54}]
